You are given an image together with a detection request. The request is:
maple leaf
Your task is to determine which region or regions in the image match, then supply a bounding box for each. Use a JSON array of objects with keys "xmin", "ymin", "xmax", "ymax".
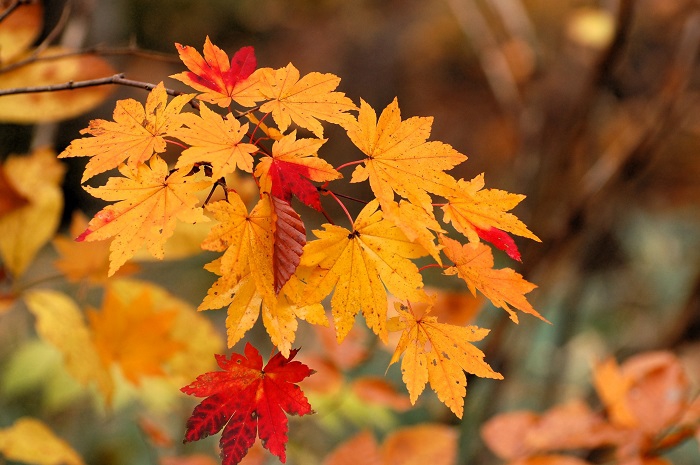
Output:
[
  {"xmin": 87, "ymin": 286, "xmax": 185, "ymax": 385},
  {"xmin": 346, "ymin": 98, "xmax": 466, "ymax": 214},
  {"xmin": 174, "ymin": 102, "xmax": 258, "ymax": 179},
  {"xmin": 440, "ymin": 234, "xmax": 547, "ymax": 324},
  {"xmin": 200, "ymin": 194, "xmax": 325, "ymax": 355},
  {"xmin": 200, "ymin": 193, "xmax": 275, "ymax": 302},
  {"xmin": 256, "ymin": 63, "xmax": 357, "ymax": 137},
  {"xmin": 181, "ymin": 342, "xmax": 314, "ymax": 465},
  {"xmin": 78, "ymin": 155, "xmax": 210, "ymax": 276},
  {"xmin": 59, "ymin": 82, "xmax": 193, "ymax": 182},
  {"xmin": 388, "ymin": 301, "xmax": 502, "ymax": 418},
  {"xmin": 441, "ymin": 174, "xmax": 540, "ymax": 261},
  {"xmin": 300, "ymin": 199, "xmax": 428, "ymax": 343},
  {"xmin": 172, "ymin": 37, "xmax": 258, "ymax": 108},
  {"xmin": 254, "ymin": 131, "xmax": 341, "ymax": 211}
]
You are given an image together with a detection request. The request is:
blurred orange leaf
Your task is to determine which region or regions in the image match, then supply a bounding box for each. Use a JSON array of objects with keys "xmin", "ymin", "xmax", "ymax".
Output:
[
  {"xmin": 0, "ymin": 1, "xmax": 43, "ymax": 63},
  {"xmin": 350, "ymin": 377, "xmax": 411, "ymax": 412},
  {"xmin": 53, "ymin": 211, "xmax": 139, "ymax": 283},
  {"xmin": 88, "ymin": 286, "xmax": 184, "ymax": 385}
]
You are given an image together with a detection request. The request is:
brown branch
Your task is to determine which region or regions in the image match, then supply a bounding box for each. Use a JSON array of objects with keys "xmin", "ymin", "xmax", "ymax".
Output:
[{"xmin": 0, "ymin": 73, "xmax": 184, "ymax": 98}]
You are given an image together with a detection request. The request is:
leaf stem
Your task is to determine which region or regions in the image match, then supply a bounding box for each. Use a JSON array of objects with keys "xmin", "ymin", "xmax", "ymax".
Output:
[
  {"xmin": 335, "ymin": 159, "xmax": 365, "ymax": 171},
  {"xmin": 326, "ymin": 190, "xmax": 354, "ymax": 226},
  {"xmin": 0, "ymin": 0, "xmax": 32, "ymax": 24},
  {"xmin": 318, "ymin": 186, "xmax": 368, "ymax": 205},
  {"xmin": 418, "ymin": 263, "xmax": 448, "ymax": 273}
]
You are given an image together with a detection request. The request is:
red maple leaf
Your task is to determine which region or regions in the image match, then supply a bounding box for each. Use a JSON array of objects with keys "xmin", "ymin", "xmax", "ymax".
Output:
[
  {"xmin": 172, "ymin": 37, "xmax": 257, "ymax": 107},
  {"xmin": 181, "ymin": 343, "xmax": 314, "ymax": 465}
]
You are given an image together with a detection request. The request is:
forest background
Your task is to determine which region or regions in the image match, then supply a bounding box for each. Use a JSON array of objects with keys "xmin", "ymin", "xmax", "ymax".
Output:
[{"xmin": 0, "ymin": 0, "xmax": 699, "ymax": 464}]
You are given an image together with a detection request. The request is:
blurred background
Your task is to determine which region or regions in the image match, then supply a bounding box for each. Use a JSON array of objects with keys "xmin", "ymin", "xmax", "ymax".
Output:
[{"xmin": 1, "ymin": 0, "xmax": 700, "ymax": 464}]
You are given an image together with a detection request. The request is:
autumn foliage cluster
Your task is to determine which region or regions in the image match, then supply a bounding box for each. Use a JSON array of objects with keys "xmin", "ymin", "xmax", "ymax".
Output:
[{"xmin": 1, "ymin": 2, "xmax": 699, "ymax": 465}]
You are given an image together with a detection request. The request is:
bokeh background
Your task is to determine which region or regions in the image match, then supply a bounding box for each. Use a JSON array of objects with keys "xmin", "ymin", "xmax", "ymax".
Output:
[{"xmin": 1, "ymin": 0, "xmax": 700, "ymax": 464}]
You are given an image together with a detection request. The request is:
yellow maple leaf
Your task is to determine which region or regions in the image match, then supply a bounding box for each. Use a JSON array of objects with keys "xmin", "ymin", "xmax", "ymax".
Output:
[
  {"xmin": 59, "ymin": 82, "xmax": 193, "ymax": 182},
  {"xmin": 300, "ymin": 199, "xmax": 428, "ymax": 343},
  {"xmin": 346, "ymin": 98, "xmax": 466, "ymax": 214},
  {"xmin": 388, "ymin": 301, "xmax": 502, "ymax": 418},
  {"xmin": 440, "ymin": 234, "xmax": 547, "ymax": 323},
  {"xmin": 256, "ymin": 63, "xmax": 357, "ymax": 137},
  {"xmin": 78, "ymin": 155, "xmax": 210, "ymax": 276},
  {"xmin": 382, "ymin": 199, "xmax": 445, "ymax": 264},
  {"xmin": 23, "ymin": 289, "xmax": 114, "ymax": 403},
  {"xmin": 0, "ymin": 417, "xmax": 85, "ymax": 465},
  {"xmin": 199, "ymin": 195, "xmax": 326, "ymax": 356},
  {"xmin": 87, "ymin": 286, "xmax": 184, "ymax": 385},
  {"xmin": 200, "ymin": 192, "xmax": 275, "ymax": 301},
  {"xmin": 174, "ymin": 102, "xmax": 258, "ymax": 179},
  {"xmin": 0, "ymin": 148, "xmax": 64, "ymax": 278},
  {"xmin": 442, "ymin": 174, "xmax": 540, "ymax": 243},
  {"xmin": 53, "ymin": 211, "xmax": 139, "ymax": 283}
]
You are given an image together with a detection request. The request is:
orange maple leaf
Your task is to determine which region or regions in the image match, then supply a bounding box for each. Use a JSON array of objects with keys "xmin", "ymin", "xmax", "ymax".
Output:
[
  {"xmin": 346, "ymin": 98, "xmax": 466, "ymax": 214},
  {"xmin": 440, "ymin": 234, "xmax": 546, "ymax": 324},
  {"xmin": 87, "ymin": 286, "xmax": 184, "ymax": 385},
  {"xmin": 78, "ymin": 155, "xmax": 210, "ymax": 276},
  {"xmin": 171, "ymin": 37, "xmax": 258, "ymax": 108},
  {"xmin": 174, "ymin": 102, "xmax": 258, "ymax": 179},
  {"xmin": 300, "ymin": 199, "xmax": 428, "ymax": 343},
  {"xmin": 255, "ymin": 63, "xmax": 357, "ymax": 137},
  {"xmin": 59, "ymin": 82, "xmax": 193, "ymax": 182},
  {"xmin": 388, "ymin": 301, "xmax": 502, "ymax": 418}
]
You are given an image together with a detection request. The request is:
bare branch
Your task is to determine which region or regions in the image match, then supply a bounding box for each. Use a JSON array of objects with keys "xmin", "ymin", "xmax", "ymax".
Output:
[{"xmin": 0, "ymin": 73, "xmax": 180, "ymax": 98}]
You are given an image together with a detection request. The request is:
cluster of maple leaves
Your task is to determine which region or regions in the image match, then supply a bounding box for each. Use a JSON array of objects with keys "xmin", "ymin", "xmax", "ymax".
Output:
[{"xmin": 53, "ymin": 37, "xmax": 546, "ymax": 464}]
